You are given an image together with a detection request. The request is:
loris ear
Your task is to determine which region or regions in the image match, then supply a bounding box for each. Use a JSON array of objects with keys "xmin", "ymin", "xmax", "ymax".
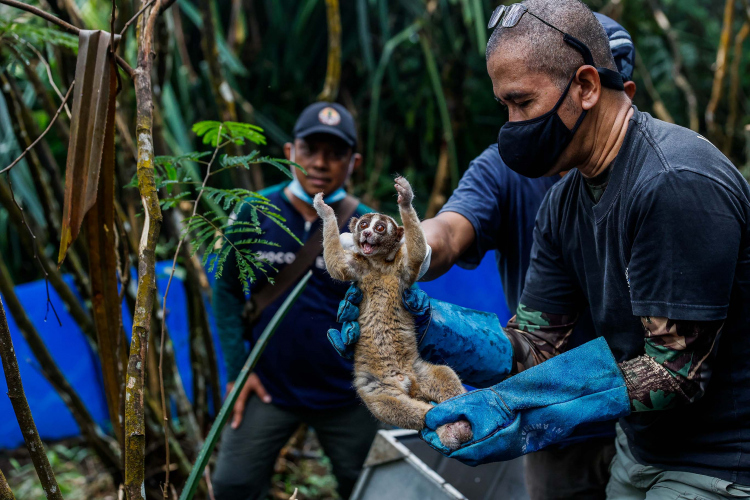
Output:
[
  {"xmin": 349, "ymin": 217, "xmax": 359, "ymax": 233},
  {"xmin": 396, "ymin": 226, "xmax": 405, "ymax": 243}
]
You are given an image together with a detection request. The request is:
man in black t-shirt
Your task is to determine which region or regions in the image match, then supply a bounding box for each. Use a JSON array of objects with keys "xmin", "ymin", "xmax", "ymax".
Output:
[{"xmin": 416, "ymin": 0, "xmax": 750, "ymax": 497}]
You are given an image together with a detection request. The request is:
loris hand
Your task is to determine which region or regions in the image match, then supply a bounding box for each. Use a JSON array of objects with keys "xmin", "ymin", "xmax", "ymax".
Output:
[
  {"xmin": 395, "ymin": 176, "xmax": 414, "ymax": 207},
  {"xmin": 313, "ymin": 193, "xmax": 334, "ymax": 219}
]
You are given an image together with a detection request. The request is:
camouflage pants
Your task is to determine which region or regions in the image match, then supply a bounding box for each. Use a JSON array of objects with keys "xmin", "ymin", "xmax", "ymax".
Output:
[{"xmin": 606, "ymin": 425, "xmax": 750, "ymax": 500}]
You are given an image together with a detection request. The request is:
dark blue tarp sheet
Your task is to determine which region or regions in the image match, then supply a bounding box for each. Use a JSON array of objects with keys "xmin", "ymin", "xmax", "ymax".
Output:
[{"xmin": 0, "ymin": 253, "xmax": 508, "ymax": 449}]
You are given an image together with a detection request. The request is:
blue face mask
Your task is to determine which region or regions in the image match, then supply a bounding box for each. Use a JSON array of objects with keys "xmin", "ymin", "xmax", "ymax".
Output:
[
  {"xmin": 287, "ymin": 146, "xmax": 352, "ymax": 205},
  {"xmin": 497, "ymin": 73, "xmax": 588, "ymax": 178}
]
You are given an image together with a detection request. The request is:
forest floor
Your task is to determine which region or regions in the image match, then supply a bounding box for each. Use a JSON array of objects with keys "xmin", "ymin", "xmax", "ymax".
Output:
[{"xmin": 0, "ymin": 428, "xmax": 338, "ymax": 500}]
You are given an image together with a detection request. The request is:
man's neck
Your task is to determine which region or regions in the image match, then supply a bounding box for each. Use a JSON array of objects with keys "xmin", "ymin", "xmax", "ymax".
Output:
[
  {"xmin": 284, "ymin": 186, "xmax": 319, "ymax": 222},
  {"xmin": 577, "ymin": 98, "xmax": 634, "ymax": 179}
]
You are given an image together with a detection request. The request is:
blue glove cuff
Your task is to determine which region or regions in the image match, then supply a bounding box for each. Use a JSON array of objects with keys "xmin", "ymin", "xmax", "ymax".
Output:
[
  {"xmin": 422, "ymin": 337, "xmax": 630, "ymax": 465},
  {"xmin": 419, "ymin": 298, "xmax": 513, "ymax": 388}
]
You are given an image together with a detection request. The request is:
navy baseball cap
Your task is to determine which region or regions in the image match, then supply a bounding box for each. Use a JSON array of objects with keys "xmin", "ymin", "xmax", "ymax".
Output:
[
  {"xmin": 594, "ymin": 12, "xmax": 635, "ymax": 82},
  {"xmin": 293, "ymin": 102, "xmax": 357, "ymax": 149}
]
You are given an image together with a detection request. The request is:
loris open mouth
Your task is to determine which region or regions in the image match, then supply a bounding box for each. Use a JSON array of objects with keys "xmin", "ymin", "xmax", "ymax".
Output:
[{"xmin": 362, "ymin": 242, "xmax": 375, "ymax": 255}]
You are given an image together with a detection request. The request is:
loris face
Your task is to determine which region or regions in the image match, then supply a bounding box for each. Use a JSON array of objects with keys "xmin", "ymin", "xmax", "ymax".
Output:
[{"xmin": 349, "ymin": 213, "xmax": 404, "ymax": 260}]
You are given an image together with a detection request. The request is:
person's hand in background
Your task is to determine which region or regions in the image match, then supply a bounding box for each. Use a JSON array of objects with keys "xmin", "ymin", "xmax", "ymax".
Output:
[{"xmin": 225, "ymin": 373, "xmax": 272, "ymax": 429}]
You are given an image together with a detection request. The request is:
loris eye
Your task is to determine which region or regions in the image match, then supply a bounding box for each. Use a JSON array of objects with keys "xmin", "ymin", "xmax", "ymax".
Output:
[
  {"xmin": 374, "ymin": 223, "xmax": 386, "ymax": 233},
  {"xmin": 360, "ymin": 221, "xmax": 369, "ymax": 229}
]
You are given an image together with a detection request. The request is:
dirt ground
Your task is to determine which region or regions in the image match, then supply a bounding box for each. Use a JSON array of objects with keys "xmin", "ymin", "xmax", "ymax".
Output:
[{"xmin": 1, "ymin": 428, "xmax": 338, "ymax": 500}]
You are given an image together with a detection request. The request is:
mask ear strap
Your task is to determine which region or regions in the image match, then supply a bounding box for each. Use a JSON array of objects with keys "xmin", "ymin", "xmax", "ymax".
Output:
[{"xmin": 564, "ymin": 34, "xmax": 625, "ymax": 91}]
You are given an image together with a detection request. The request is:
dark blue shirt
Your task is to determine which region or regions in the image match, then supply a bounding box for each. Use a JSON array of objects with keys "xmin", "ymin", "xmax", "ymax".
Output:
[
  {"xmin": 439, "ymin": 144, "xmax": 608, "ymax": 445},
  {"xmin": 522, "ymin": 109, "xmax": 750, "ymax": 483},
  {"xmin": 213, "ymin": 183, "xmax": 372, "ymax": 410},
  {"xmin": 439, "ymin": 145, "xmax": 559, "ymax": 314}
]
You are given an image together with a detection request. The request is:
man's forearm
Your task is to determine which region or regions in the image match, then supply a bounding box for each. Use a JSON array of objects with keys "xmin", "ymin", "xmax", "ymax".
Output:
[
  {"xmin": 503, "ymin": 303, "xmax": 578, "ymax": 373},
  {"xmin": 619, "ymin": 317, "xmax": 723, "ymax": 412},
  {"xmin": 420, "ymin": 213, "xmax": 475, "ymax": 281}
]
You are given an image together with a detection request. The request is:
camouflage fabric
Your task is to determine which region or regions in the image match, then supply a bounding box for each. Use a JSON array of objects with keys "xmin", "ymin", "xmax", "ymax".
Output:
[
  {"xmin": 504, "ymin": 303, "xmax": 577, "ymax": 373},
  {"xmin": 620, "ymin": 317, "xmax": 724, "ymax": 412},
  {"xmin": 505, "ymin": 305, "xmax": 724, "ymax": 412}
]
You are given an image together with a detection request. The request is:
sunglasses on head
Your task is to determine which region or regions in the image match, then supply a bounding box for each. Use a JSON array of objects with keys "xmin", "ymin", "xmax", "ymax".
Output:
[{"xmin": 488, "ymin": 3, "xmax": 624, "ymax": 91}]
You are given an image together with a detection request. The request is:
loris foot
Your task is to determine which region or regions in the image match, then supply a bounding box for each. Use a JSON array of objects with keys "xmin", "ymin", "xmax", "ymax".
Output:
[
  {"xmin": 436, "ymin": 420, "xmax": 473, "ymax": 451},
  {"xmin": 394, "ymin": 176, "xmax": 414, "ymax": 207},
  {"xmin": 313, "ymin": 192, "xmax": 334, "ymax": 218}
]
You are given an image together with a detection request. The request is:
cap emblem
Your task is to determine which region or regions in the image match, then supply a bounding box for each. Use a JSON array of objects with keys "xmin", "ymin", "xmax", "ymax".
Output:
[{"xmin": 318, "ymin": 107, "xmax": 341, "ymax": 126}]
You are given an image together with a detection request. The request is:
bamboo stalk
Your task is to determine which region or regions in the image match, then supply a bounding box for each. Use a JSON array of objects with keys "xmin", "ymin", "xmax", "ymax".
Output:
[
  {"xmin": 125, "ymin": 1, "xmax": 164, "ymax": 498},
  {"xmin": 318, "ymin": 0, "xmax": 342, "ymax": 101},
  {"xmin": 198, "ymin": 0, "xmax": 259, "ymax": 190},
  {"xmin": 0, "ymin": 295, "xmax": 63, "ymax": 500},
  {"xmin": 0, "ymin": 467, "xmax": 15, "ymax": 500},
  {"xmin": 723, "ymin": 21, "xmax": 750, "ymax": 155},
  {"xmin": 647, "ymin": 0, "xmax": 700, "ymax": 131},
  {"xmin": 179, "ymin": 272, "xmax": 313, "ymax": 500},
  {"xmin": 366, "ymin": 23, "xmax": 422, "ymax": 178},
  {"xmin": 705, "ymin": 0, "xmax": 735, "ymax": 140},
  {"xmin": 634, "ymin": 51, "xmax": 675, "ymax": 124},
  {"xmin": 420, "ymin": 36, "xmax": 459, "ymax": 190}
]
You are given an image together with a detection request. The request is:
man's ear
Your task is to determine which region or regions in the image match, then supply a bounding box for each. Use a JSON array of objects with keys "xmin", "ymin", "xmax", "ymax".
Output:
[
  {"xmin": 352, "ymin": 153, "xmax": 363, "ymax": 172},
  {"xmin": 349, "ymin": 217, "xmax": 359, "ymax": 233},
  {"xmin": 284, "ymin": 142, "xmax": 293, "ymax": 161},
  {"xmin": 576, "ymin": 66, "xmax": 601, "ymax": 111},
  {"xmin": 396, "ymin": 226, "xmax": 405, "ymax": 242},
  {"xmin": 624, "ymin": 81, "xmax": 637, "ymax": 100}
]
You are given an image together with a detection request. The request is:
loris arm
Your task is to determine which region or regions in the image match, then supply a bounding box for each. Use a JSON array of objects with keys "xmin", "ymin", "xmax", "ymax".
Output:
[
  {"xmin": 313, "ymin": 193, "xmax": 362, "ymax": 282},
  {"xmin": 395, "ymin": 177, "xmax": 427, "ymax": 285}
]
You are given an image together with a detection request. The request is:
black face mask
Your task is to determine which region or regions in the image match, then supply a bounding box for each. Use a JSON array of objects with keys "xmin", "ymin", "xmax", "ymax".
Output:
[{"xmin": 497, "ymin": 74, "xmax": 588, "ymax": 178}]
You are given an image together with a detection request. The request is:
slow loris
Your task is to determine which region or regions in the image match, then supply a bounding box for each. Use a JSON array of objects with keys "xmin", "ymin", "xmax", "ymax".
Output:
[{"xmin": 313, "ymin": 177, "xmax": 472, "ymax": 450}]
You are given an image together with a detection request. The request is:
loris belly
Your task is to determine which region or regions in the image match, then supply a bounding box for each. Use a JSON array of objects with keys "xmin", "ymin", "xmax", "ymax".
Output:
[{"xmin": 313, "ymin": 177, "xmax": 472, "ymax": 451}]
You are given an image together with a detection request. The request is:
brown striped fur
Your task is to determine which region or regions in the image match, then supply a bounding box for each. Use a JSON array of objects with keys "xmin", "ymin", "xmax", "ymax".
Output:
[{"xmin": 313, "ymin": 177, "xmax": 472, "ymax": 450}]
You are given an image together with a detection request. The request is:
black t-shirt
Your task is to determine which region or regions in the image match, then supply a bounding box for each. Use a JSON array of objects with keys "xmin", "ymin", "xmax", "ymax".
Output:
[{"xmin": 521, "ymin": 108, "xmax": 750, "ymax": 483}]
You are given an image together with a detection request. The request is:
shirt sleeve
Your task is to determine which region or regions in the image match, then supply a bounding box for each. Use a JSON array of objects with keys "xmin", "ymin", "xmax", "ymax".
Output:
[
  {"xmin": 438, "ymin": 148, "xmax": 508, "ymax": 269},
  {"xmin": 520, "ymin": 187, "xmax": 584, "ymax": 315},
  {"xmin": 627, "ymin": 169, "xmax": 744, "ymax": 321},
  {"xmin": 619, "ymin": 317, "xmax": 724, "ymax": 411}
]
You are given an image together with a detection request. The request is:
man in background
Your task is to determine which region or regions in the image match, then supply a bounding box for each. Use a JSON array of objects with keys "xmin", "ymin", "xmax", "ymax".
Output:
[{"xmin": 212, "ymin": 102, "xmax": 378, "ymax": 500}]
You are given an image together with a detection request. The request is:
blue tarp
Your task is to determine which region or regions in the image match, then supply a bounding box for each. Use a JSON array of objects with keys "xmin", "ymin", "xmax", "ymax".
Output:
[{"xmin": 0, "ymin": 253, "xmax": 508, "ymax": 449}]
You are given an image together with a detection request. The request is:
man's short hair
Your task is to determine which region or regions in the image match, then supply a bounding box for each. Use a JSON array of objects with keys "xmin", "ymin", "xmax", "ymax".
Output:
[{"xmin": 486, "ymin": 0, "xmax": 618, "ymax": 89}]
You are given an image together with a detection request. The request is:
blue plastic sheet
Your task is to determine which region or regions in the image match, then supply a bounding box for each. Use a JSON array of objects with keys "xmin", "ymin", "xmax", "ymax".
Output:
[{"xmin": 0, "ymin": 253, "xmax": 504, "ymax": 449}]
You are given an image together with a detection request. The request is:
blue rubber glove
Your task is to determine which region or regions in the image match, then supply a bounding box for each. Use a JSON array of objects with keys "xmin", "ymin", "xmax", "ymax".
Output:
[
  {"xmin": 327, "ymin": 285, "xmax": 362, "ymax": 360},
  {"xmin": 328, "ymin": 284, "xmax": 513, "ymax": 387},
  {"xmin": 420, "ymin": 337, "xmax": 630, "ymax": 466}
]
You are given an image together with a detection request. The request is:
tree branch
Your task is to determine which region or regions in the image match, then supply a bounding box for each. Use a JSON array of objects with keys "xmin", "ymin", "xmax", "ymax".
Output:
[
  {"xmin": 124, "ymin": 0, "xmax": 164, "ymax": 498},
  {"xmin": 647, "ymin": 0, "xmax": 700, "ymax": 131},
  {"xmin": 120, "ymin": 0, "xmax": 157, "ymax": 38},
  {"xmin": 318, "ymin": 0, "xmax": 342, "ymax": 101},
  {"xmin": 0, "ymin": 294, "xmax": 63, "ymax": 500},
  {"xmin": 705, "ymin": 0, "xmax": 735, "ymax": 141},
  {"xmin": 0, "ymin": 255, "xmax": 122, "ymax": 482},
  {"xmin": 723, "ymin": 21, "xmax": 749, "ymax": 154},
  {"xmin": 0, "ymin": 467, "xmax": 15, "ymax": 500},
  {"xmin": 0, "ymin": 0, "xmax": 135, "ymax": 77},
  {"xmin": 0, "ymin": 81, "xmax": 74, "ymax": 175}
]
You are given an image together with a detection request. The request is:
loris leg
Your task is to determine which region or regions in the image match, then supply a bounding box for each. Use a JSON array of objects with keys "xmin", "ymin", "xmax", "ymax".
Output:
[
  {"xmin": 414, "ymin": 361, "xmax": 473, "ymax": 451},
  {"xmin": 414, "ymin": 360, "xmax": 466, "ymax": 403},
  {"xmin": 355, "ymin": 371, "xmax": 433, "ymax": 430},
  {"xmin": 394, "ymin": 177, "xmax": 427, "ymax": 285},
  {"xmin": 313, "ymin": 193, "xmax": 360, "ymax": 281}
]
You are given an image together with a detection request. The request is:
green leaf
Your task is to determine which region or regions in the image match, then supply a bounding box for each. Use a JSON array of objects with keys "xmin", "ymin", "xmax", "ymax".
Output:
[{"xmin": 192, "ymin": 120, "xmax": 267, "ymax": 147}]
